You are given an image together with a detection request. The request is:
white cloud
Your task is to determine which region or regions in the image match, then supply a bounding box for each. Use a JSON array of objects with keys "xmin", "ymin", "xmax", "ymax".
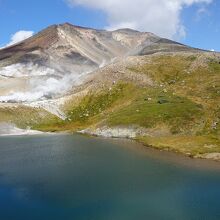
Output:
[
  {"xmin": 5, "ymin": 30, "xmax": 34, "ymax": 48},
  {"xmin": 67, "ymin": 0, "xmax": 212, "ymax": 39}
]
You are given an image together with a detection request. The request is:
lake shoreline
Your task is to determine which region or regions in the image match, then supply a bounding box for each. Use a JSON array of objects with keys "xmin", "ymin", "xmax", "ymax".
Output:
[
  {"xmin": 1, "ymin": 125, "xmax": 220, "ymax": 168},
  {"xmin": 77, "ymin": 129, "xmax": 220, "ymax": 166}
]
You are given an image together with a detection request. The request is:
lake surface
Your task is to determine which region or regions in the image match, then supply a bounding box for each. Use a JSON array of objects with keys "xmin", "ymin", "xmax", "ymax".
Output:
[{"xmin": 0, "ymin": 134, "xmax": 220, "ymax": 220}]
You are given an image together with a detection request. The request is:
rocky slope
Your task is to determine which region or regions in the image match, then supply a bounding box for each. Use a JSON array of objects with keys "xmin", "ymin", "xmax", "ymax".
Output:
[{"xmin": 1, "ymin": 23, "xmax": 219, "ymax": 160}]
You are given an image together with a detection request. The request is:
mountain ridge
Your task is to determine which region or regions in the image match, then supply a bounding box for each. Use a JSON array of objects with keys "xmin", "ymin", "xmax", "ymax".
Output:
[{"xmin": 0, "ymin": 22, "xmax": 198, "ymax": 66}]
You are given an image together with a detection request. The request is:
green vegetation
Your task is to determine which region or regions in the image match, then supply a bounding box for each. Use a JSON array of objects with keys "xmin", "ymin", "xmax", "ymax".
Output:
[
  {"xmin": 32, "ymin": 83, "xmax": 136, "ymax": 132},
  {"xmin": 123, "ymin": 54, "xmax": 220, "ymax": 158},
  {"xmin": 0, "ymin": 105, "xmax": 61, "ymax": 129},
  {"xmin": 34, "ymin": 81, "xmax": 204, "ymax": 137},
  {"xmin": 128, "ymin": 55, "xmax": 192, "ymax": 84},
  {"xmin": 31, "ymin": 115, "xmax": 63, "ymax": 132},
  {"xmin": 138, "ymin": 135, "xmax": 220, "ymax": 157},
  {"xmin": 107, "ymin": 87, "xmax": 203, "ymax": 134},
  {"xmin": 208, "ymin": 59, "xmax": 220, "ymax": 72},
  {"xmin": 65, "ymin": 83, "xmax": 131, "ymax": 123}
]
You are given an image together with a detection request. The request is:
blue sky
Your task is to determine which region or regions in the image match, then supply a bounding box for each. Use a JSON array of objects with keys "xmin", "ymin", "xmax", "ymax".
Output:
[{"xmin": 0, "ymin": 0, "xmax": 219, "ymax": 51}]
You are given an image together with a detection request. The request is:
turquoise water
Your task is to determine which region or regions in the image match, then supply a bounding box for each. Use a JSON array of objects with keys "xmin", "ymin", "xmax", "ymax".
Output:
[{"xmin": 0, "ymin": 134, "xmax": 220, "ymax": 220}]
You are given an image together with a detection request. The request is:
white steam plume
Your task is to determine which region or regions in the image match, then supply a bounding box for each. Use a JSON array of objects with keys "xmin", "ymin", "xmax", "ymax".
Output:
[{"xmin": 0, "ymin": 63, "xmax": 88, "ymax": 103}]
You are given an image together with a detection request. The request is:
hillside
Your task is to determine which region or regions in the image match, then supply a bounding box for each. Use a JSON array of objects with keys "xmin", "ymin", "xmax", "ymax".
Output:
[
  {"xmin": 0, "ymin": 23, "xmax": 219, "ymax": 160},
  {"xmin": 23, "ymin": 52, "xmax": 218, "ymax": 159}
]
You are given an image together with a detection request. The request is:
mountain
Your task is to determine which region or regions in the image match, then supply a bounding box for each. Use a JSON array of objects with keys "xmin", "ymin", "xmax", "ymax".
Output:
[
  {"xmin": 0, "ymin": 23, "xmax": 196, "ymax": 67},
  {"xmin": 0, "ymin": 23, "xmax": 198, "ymax": 102},
  {"xmin": 0, "ymin": 23, "xmax": 220, "ymax": 160}
]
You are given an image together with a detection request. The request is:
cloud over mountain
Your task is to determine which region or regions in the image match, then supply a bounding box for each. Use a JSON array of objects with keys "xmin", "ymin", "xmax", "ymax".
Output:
[
  {"xmin": 67, "ymin": 0, "xmax": 212, "ymax": 39},
  {"xmin": 5, "ymin": 30, "xmax": 34, "ymax": 47}
]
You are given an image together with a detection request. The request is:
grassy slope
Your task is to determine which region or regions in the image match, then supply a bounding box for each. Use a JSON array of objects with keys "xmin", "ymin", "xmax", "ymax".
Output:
[
  {"xmin": 126, "ymin": 54, "xmax": 220, "ymax": 156},
  {"xmin": 33, "ymin": 83, "xmax": 136, "ymax": 131},
  {"xmin": 0, "ymin": 105, "xmax": 61, "ymax": 129},
  {"xmin": 59, "ymin": 53, "xmax": 219, "ymax": 157}
]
